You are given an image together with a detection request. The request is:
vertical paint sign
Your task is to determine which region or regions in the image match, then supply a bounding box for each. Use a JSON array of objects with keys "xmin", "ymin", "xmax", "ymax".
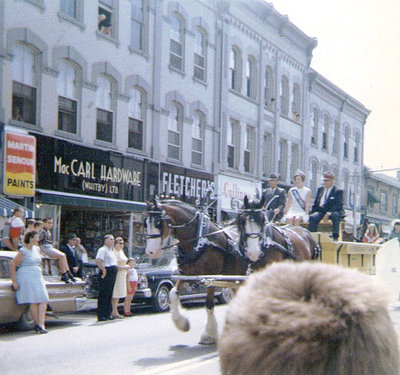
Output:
[{"xmin": 4, "ymin": 132, "xmax": 36, "ymax": 196}]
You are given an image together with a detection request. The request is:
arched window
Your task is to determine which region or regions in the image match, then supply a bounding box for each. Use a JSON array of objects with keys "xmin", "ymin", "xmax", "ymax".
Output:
[
  {"xmin": 230, "ymin": 46, "xmax": 241, "ymax": 91},
  {"xmin": 354, "ymin": 131, "xmax": 360, "ymax": 163},
  {"xmin": 311, "ymin": 108, "xmax": 319, "ymax": 145},
  {"xmin": 344, "ymin": 127, "xmax": 350, "ymax": 159},
  {"xmin": 280, "ymin": 76, "xmax": 289, "ymax": 116},
  {"xmin": 170, "ymin": 14, "xmax": 184, "ymax": 71},
  {"xmin": 96, "ymin": 75, "xmax": 113, "ymax": 143},
  {"xmin": 168, "ymin": 103, "xmax": 182, "ymax": 160},
  {"xmin": 57, "ymin": 60, "xmax": 78, "ymax": 134},
  {"xmin": 292, "ymin": 83, "xmax": 301, "ymax": 121},
  {"xmin": 246, "ymin": 57, "xmax": 257, "ymax": 99},
  {"xmin": 322, "ymin": 115, "xmax": 329, "ymax": 151},
  {"xmin": 192, "ymin": 111, "xmax": 204, "ymax": 165},
  {"xmin": 332, "ymin": 120, "xmax": 340, "ymax": 154},
  {"xmin": 264, "ymin": 66, "xmax": 275, "ymax": 109},
  {"xmin": 194, "ymin": 28, "xmax": 207, "ymax": 82},
  {"xmin": 128, "ymin": 87, "xmax": 144, "ymax": 150},
  {"xmin": 12, "ymin": 44, "xmax": 37, "ymax": 125}
]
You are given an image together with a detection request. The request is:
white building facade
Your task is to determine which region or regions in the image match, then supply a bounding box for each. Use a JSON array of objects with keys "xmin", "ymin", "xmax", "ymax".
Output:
[{"xmin": 0, "ymin": 0, "xmax": 369, "ymax": 248}]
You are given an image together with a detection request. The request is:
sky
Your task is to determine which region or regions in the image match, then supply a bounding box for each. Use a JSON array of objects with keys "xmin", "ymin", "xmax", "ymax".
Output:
[{"xmin": 269, "ymin": 0, "xmax": 400, "ymax": 177}]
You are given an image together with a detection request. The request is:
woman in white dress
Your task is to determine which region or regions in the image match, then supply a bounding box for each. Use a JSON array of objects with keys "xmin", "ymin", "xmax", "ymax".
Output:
[{"xmin": 284, "ymin": 171, "xmax": 311, "ymax": 226}]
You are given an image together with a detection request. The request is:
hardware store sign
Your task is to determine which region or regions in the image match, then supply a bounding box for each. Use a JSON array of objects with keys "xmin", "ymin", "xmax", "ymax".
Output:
[{"xmin": 3, "ymin": 132, "xmax": 36, "ymax": 196}]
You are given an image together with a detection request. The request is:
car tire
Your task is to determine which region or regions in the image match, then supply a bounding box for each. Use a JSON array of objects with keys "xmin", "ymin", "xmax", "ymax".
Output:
[
  {"xmin": 152, "ymin": 285, "xmax": 170, "ymax": 313},
  {"xmin": 14, "ymin": 309, "xmax": 35, "ymax": 331},
  {"xmin": 217, "ymin": 288, "xmax": 234, "ymax": 304}
]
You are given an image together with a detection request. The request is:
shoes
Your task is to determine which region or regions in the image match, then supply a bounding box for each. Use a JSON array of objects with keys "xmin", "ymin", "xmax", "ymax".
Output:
[
  {"xmin": 124, "ymin": 312, "xmax": 133, "ymax": 317},
  {"xmin": 66, "ymin": 271, "xmax": 77, "ymax": 283},
  {"xmin": 34, "ymin": 325, "xmax": 48, "ymax": 334},
  {"xmin": 112, "ymin": 315, "xmax": 123, "ymax": 319},
  {"xmin": 107, "ymin": 316, "xmax": 116, "ymax": 320},
  {"xmin": 61, "ymin": 273, "xmax": 72, "ymax": 284},
  {"xmin": 98, "ymin": 317, "xmax": 107, "ymax": 322}
]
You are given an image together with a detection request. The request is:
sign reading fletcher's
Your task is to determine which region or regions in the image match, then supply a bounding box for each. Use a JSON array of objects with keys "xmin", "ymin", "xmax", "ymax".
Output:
[{"xmin": 4, "ymin": 132, "xmax": 36, "ymax": 196}]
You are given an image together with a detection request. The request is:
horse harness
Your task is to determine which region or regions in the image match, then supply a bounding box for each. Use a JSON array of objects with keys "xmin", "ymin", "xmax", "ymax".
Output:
[
  {"xmin": 239, "ymin": 208, "xmax": 297, "ymax": 261},
  {"xmin": 146, "ymin": 208, "xmax": 238, "ymax": 267}
]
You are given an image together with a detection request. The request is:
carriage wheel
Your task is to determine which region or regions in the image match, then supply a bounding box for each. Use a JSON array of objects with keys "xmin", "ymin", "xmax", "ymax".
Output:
[
  {"xmin": 152, "ymin": 285, "xmax": 170, "ymax": 313},
  {"xmin": 217, "ymin": 288, "xmax": 234, "ymax": 304}
]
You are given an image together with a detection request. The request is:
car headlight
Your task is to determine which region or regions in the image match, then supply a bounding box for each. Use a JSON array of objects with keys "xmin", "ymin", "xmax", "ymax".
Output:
[{"xmin": 138, "ymin": 274, "xmax": 148, "ymax": 289}]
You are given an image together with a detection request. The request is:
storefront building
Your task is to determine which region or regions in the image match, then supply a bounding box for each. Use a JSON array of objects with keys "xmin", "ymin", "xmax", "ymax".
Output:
[{"xmin": 34, "ymin": 133, "xmax": 148, "ymax": 257}]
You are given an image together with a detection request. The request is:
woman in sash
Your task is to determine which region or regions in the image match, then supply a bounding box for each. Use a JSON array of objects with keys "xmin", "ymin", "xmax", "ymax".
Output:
[{"xmin": 284, "ymin": 171, "xmax": 311, "ymax": 225}]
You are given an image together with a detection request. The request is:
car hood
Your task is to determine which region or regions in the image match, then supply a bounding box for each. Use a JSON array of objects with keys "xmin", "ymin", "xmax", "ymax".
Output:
[{"xmin": 137, "ymin": 266, "xmax": 178, "ymax": 276}]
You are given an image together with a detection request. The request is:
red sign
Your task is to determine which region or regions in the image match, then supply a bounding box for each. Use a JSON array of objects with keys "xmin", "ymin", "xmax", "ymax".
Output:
[{"xmin": 3, "ymin": 132, "xmax": 36, "ymax": 196}]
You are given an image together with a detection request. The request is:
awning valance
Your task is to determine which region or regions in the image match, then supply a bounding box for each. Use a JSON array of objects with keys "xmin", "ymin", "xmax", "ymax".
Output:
[
  {"xmin": 367, "ymin": 190, "xmax": 379, "ymax": 204},
  {"xmin": 0, "ymin": 196, "xmax": 34, "ymax": 218}
]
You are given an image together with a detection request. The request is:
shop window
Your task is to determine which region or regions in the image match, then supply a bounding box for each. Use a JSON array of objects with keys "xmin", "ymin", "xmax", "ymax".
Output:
[
  {"xmin": 12, "ymin": 44, "xmax": 37, "ymax": 125},
  {"xmin": 170, "ymin": 14, "xmax": 184, "ymax": 71},
  {"xmin": 98, "ymin": 0, "xmax": 114, "ymax": 37},
  {"xmin": 131, "ymin": 0, "xmax": 145, "ymax": 51},
  {"xmin": 128, "ymin": 88, "xmax": 144, "ymax": 150},
  {"xmin": 57, "ymin": 60, "xmax": 78, "ymax": 134},
  {"xmin": 168, "ymin": 104, "xmax": 182, "ymax": 160},
  {"xmin": 191, "ymin": 111, "xmax": 204, "ymax": 165},
  {"xmin": 60, "ymin": 0, "xmax": 77, "ymax": 19},
  {"xmin": 194, "ymin": 28, "xmax": 206, "ymax": 81}
]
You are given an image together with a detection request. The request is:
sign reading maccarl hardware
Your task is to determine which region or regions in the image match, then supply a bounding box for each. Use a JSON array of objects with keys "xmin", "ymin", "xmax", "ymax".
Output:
[
  {"xmin": 4, "ymin": 132, "xmax": 36, "ymax": 196},
  {"xmin": 35, "ymin": 134, "xmax": 144, "ymax": 201}
]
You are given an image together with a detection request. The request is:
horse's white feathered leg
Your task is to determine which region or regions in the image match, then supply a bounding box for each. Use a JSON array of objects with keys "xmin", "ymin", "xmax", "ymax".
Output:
[
  {"xmin": 170, "ymin": 287, "xmax": 190, "ymax": 332},
  {"xmin": 199, "ymin": 307, "xmax": 218, "ymax": 345}
]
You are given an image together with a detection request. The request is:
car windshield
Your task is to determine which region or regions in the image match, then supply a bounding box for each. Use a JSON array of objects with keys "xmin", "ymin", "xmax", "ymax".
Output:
[{"xmin": 136, "ymin": 251, "xmax": 177, "ymax": 269}]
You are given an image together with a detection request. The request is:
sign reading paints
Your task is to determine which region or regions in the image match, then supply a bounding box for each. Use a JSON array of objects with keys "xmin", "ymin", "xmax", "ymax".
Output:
[
  {"xmin": 4, "ymin": 132, "xmax": 36, "ymax": 196},
  {"xmin": 217, "ymin": 175, "xmax": 261, "ymax": 211}
]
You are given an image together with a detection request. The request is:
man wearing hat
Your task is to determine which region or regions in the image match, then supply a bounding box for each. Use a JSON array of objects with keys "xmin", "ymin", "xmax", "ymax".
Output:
[
  {"xmin": 309, "ymin": 172, "xmax": 345, "ymax": 241},
  {"xmin": 263, "ymin": 173, "xmax": 286, "ymax": 222},
  {"xmin": 61, "ymin": 233, "xmax": 80, "ymax": 277}
]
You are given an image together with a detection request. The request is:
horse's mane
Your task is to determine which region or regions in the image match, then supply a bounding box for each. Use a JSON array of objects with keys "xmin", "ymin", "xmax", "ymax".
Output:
[{"xmin": 160, "ymin": 199, "xmax": 197, "ymax": 214}]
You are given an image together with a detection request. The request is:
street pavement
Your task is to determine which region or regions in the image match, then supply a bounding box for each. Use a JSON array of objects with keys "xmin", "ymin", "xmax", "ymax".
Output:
[{"xmin": 1, "ymin": 239, "xmax": 400, "ymax": 375}]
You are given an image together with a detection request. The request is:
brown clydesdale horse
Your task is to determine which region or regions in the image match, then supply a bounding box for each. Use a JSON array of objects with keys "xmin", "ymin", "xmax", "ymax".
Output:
[
  {"xmin": 236, "ymin": 195, "xmax": 320, "ymax": 268},
  {"xmin": 145, "ymin": 199, "xmax": 248, "ymax": 345}
]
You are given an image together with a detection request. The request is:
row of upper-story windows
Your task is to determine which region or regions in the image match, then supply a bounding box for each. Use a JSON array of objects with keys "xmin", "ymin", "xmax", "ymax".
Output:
[
  {"xmin": 367, "ymin": 185, "xmax": 399, "ymax": 216},
  {"xmin": 229, "ymin": 47, "xmax": 302, "ymax": 122},
  {"xmin": 311, "ymin": 108, "xmax": 361, "ymax": 163},
  {"xmin": 10, "ymin": 43, "xmax": 207, "ymax": 166}
]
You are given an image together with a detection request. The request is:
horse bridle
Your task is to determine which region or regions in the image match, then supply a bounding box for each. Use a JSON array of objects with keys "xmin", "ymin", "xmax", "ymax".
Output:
[{"xmin": 239, "ymin": 208, "xmax": 267, "ymax": 241}]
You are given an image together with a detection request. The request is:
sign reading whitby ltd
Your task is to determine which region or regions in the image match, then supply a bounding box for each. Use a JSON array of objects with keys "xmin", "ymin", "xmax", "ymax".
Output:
[{"xmin": 35, "ymin": 134, "xmax": 144, "ymax": 201}]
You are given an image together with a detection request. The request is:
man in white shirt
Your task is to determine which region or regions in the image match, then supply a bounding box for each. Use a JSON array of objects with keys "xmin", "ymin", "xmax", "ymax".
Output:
[
  {"xmin": 96, "ymin": 234, "xmax": 117, "ymax": 321},
  {"xmin": 308, "ymin": 172, "xmax": 345, "ymax": 241}
]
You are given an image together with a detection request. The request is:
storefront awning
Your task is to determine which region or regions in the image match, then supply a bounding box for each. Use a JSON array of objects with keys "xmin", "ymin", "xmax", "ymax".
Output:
[
  {"xmin": 367, "ymin": 190, "xmax": 379, "ymax": 204},
  {"xmin": 0, "ymin": 195, "xmax": 34, "ymax": 218},
  {"xmin": 36, "ymin": 189, "xmax": 146, "ymax": 212}
]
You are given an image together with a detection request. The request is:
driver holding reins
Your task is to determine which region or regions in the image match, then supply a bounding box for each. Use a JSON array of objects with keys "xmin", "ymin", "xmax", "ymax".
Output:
[{"xmin": 263, "ymin": 173, "xmax": 286, "ymax": 222}]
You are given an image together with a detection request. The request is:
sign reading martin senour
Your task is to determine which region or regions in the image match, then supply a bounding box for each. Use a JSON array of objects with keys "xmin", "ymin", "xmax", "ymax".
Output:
[
  {"xmin": 4, "ymin": 132, "xmax": 36, "ymax": 197},
  {"xmin": 35, "ymin": 134, "xmax": 144, "ymax": 201}
]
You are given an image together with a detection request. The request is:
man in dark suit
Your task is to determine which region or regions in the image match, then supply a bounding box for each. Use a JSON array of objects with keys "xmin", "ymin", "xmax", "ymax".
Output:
[
  {"xmin": 308, "ymin": 172, "xmax": 345, "ymax": 241},
  {"xmin": 61, "ymin": 233, "xmax": 80, "ymax": 277},
  {"xmin": 263, "ymin": 173, "xmax": 286, "ymax": 222}
]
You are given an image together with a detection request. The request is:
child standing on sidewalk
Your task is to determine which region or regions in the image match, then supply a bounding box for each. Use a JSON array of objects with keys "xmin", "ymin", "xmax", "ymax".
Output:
[{"xmin": 123, "ymin": 258, "xmax": 138, "ymax": 317}]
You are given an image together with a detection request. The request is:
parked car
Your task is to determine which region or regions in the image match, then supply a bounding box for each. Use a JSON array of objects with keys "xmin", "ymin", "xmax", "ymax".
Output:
[
  {"xmin": 0, "ymin": 250, "xmax": 86, "ymax": 330},
  {"xmin": 81, "ymin": 251, "xmax": 234, "ymax": 313}
]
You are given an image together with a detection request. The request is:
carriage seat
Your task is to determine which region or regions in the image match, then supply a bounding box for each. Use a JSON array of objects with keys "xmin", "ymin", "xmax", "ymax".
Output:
[{"xmin": 299, "ymin": 221, "xmax": 345, "ymax": 241}]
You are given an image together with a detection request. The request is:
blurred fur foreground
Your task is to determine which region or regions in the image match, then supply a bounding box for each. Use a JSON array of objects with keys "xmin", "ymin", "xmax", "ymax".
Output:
[{"xmin": 219, "ymin": 261, "xmax": 399, "ymax": 375}]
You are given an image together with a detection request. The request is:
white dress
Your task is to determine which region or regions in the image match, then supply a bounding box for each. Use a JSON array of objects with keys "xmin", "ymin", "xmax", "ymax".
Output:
[{"xmin": 285, "ymin": 186, "xmax": 311, "ymax": 223}]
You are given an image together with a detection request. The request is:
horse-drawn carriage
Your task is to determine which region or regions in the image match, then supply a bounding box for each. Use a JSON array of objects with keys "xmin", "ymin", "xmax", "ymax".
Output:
[{"xmin": 144, "ymin": 194, "xmax": 381, "ymax": 344}]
